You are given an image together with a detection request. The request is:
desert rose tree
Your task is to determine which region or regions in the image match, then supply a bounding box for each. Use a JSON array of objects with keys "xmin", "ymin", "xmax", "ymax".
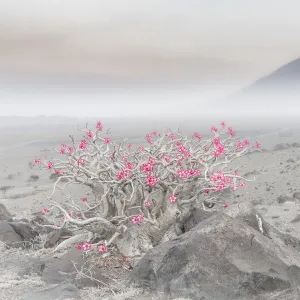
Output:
[{"xmin": 34, "ymin": 121, "xmax": 260, "ymax": 257}]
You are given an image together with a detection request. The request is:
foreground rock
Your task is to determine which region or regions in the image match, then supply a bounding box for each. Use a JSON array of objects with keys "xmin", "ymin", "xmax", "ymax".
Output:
[
  {"xmin": 41, "ymin": 247, "xmax": 130, "ymax": 288},
  {"xmin": 21, "ymin": 283, "xmax": 79, "ymax": 300},
  {"xmin": 0, "ymin": 203, "xmax": 13, "ymax": 221},
  {"xmin": 130, "ymin": 203, "xmax": 300, "ymax": 300}
]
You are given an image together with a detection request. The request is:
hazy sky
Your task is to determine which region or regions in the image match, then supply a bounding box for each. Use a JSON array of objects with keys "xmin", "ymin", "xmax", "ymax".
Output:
[
  {"xmin": 0, "ymin": 0, "xmax": 300, "ymax": 78},
  {"xmin": 0, "ymin": 0, "xmax": 300, "ymax": 117}
]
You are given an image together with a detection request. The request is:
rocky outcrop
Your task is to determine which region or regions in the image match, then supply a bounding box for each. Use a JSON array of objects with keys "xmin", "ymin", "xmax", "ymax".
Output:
[{"xmin": 130, "ymin": 203, "xmax": 300, "ymax": 300}]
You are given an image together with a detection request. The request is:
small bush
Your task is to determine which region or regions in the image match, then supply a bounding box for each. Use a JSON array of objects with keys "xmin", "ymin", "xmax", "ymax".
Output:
[{"xmin": 29, "ymin": 175, "xmax": 39, "ymax": 182}]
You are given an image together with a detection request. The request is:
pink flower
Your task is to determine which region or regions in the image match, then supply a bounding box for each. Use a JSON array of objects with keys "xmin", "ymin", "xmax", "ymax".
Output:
[
  {"xmin": 228, "ymin": 127, "xmax": 235, "ymax": 137},
  {"xmin": 96, "ymin": 121, "xmax": 103, "ymax": 131},
  {"xmin": 79, "ymin": 140, "xmax": 87, "ymax": 150},
  {"xmin": 59, "ymin": 148, "xmax": 65, "ymax": 154},
  {"xmin": 131, "ymin": 216, "xmax": 139, "ymax": 224},
  {"xmin": 239, "ymin": 182, "xmax": 246, "ymax": 187},
  {"xmin": 104, "ymin": 138, "xmax": 111, "ymax": 144},
  {"xmin": 164, "ymin": 156, "xmax": 170, "ymax": 163},
  {"xmin": 87, "ymin": 131, "xmax": 94, "ymax": 139},
  {"xmin": 211, "ymin": 126, "xmax": 218, "ymax": 132},
  {"xmin": 244, "ymin": 139, "xmax": 250, "ymax": 146},
  {"xmin": 128, "ymin": 144, "xmax": 132, "ymax": 149},
  {"xmin": 231, "ymin": 185, "xmax": 238, "ymax": 191},
  {"xmin": 78, "ymin": 159, "xmax": 85, "ymax": 165},
  {"xmin": 142, "ymin": 163, "xmax": 154, "ymax": 173},
  {"xmin": 42, "ymin": 208, "xmax": 48, "ymax": 215},
  {"xmin": 34, "ymin": 159, "xmax": 41, "ymax": 164},
  {"xmin": 77, "ymin": 244, "xmax": 83, "ymax": 250},
  {"xmin": 146, "ymin": 174, "xmax": 158, "ymax": 186},
  {"xmin": 61, "ymin": 144, "xmax": 66, "ymax": 148},
  {"xmin": 117, "ymin": 170, "xmax": 131, "ymax": 180},
  {"xmin": 220, "ymin": 121, "xmax": 226, "ymax": 127},
  {"xmin": 125, "ymin": 162, "xmax": 134, "ymax": 170},
  {"xmin": 224, "ymin": 204, "xmax": 228, "ymax": 208},
  {"xmin": 139, "ymin": 146, "xmax": 145, "ymax": 151},
  {"xmin": 145, "ymin": 201, "xmax": 151, "ymax": 207},
  {"xmin": 131, "ymin": 214, "xmax": 144, "ymax": 224},
  {"xmin": 169, "ymin": 194, "xmax": 177, "ymax": 203},
  {"xmin": 82, "ymin": 242, "xmax": 91, "ymax": 251},
  {"xmin": 237, "ymin": 141, "xmax": 244, "ymax": 150},
  {"xmin": 256, "ymin": 142, "xmax": 261, "ymax": 148},
  {"xmin": 146, "ymin": 133, "xmax": 154, "ymax": 144},
  {"xmin": 98, "ymin": 244, "xmax": 107, "ymax": 253},
  {"xmin": 147, "ymin": 158, "xmax": 154, "ymax": 165},
  {"xmin": 81, "ymin": 197, "xmax": 87, "ymax": 202},
  {"xmin": 193, "ymin": 132, "xmax": 202, "ymax": 140},
  {"xmin": 47, "ymin": 162, "xmax": 54, "ymax": 169},
  {"xmin": 168, "ymin": 134, "xmax": 175, "ymax": 140},
  {"xmin": 66, "ymin": 146, "xmax": 73, "ymax": 153}
]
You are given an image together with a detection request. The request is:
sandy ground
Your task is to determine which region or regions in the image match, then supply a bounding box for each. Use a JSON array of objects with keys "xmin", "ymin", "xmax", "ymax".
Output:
[{"xmin": 1, "ymin": 122, "xmax": 300, "ymax": 299}]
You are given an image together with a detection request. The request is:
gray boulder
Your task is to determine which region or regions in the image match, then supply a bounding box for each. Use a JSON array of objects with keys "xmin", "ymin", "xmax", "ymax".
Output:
[
  {"xmin": 130, "ymin": 203, "xmax": 300, "ymax": 300},
  {"xmin": 0, "ymin": 221, "xmax": 23, "ymax": 247},
  {"xmin": 8, "ymin": 221, "xmax": 38, "ymax": 242},
  {"xmin": 42, "ymin": 248, "xmax": 112, "ymax": 288},
  {"xmin": 0, "ymin": 203, "xmax": 13, "ymax": 221}
]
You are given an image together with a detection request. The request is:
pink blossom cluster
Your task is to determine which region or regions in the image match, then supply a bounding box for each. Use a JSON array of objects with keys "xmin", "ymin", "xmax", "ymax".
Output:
[
  {"xmin": 79, "ymin": 139, "xmax": 87, "ymax": 150},
  {"xmin": 77, "ymin": 241, "xmax": 107, "ymax": 253},
  {"xmin": 146, "ymin": 174, "xmax": 158, "ymax": 186},
  {"xmin": 193, "ymin": 132, "xmax": 202, "ymax": 140},
  {"xmin": 176, "ymin": 141, "xmax": 191, "ymax": 158},
  {"xmin": 125, "ymin": 162, "xmax": 134, "ymax": 170},
  {"xmin": 164, "ymin": 155, "xmax": 170, "ymax": 163},
  {"xmin": 77, "ymin": 159, "xmax": 85, "ymax": 165},
  {"xmin": 169, "ymin": 194, "xmax": 177, "ymax": 203},
  {"xmin": 141, "ymin": 158, "xmax": 155, "ymax": 173},
  {"xmin": 210, "ymin": 171, "xmax": 232, "ymax": 192},
  {"xmin": 228, "ymin": 127, "xmax": 235, "ymax": 137},
  {"xmin": 117, "ymin": 170, "xmax": 131, "ymax": 180},
  {"xmin": 87, "ymin": 131, "xmax": 94, "ymax": 139},
  {"xmin": 177, "ymin": 169, "xmax": 201, "ymax": 179},
  {"xmin": 96, "ymin": 121, "xmax": 103, "ymax": 131},
  {"xmin": 131, "ymin": 214, "xmax": 144, "ymax": 224},
  {"xmin": 104, "ymin": 138, "xmax": 111, "ymax": 144},
  {"xmin": 77, "ymin": 242, "xmax": 91, "ymax": 251},
  {"xmin": 212, "ymin": 137, "xmax": 225, "ymax": 157},
  {"xmin": 168, "ymin": 133, "xmax": 175, "ymax": 140},
  {"xmin": 146, "ymin": 133, "xmax": 154, "ymax": 144}
]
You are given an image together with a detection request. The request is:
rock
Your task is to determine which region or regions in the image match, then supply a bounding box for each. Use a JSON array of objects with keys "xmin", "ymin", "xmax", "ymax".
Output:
[
  {"xmin": 183, "ymin": 207, "xmax": 215, "ymax": 232},
  {"xmin": 21, "ymin": 283, "xmax": 79, "ymax": 300},
  {"xmin": 290, "ymin": 215, "xmax": 300, "ymax": 223},
  {"xmin": 0, "ymin": 203, "xmax": 13, "ymax": 221},
  {"xmin": 274, "ymin": 143, "xmax": 286, "ymax": 151},
  {"xmin": 30, "ymin": 215, "xmax": 53, "ymax": 234},
  {"xmin": 130, "ymin": 203, "xmax": 300, "ymax": 300},
  {"xmin": 293, "ymin": 192, "xmax": 300, "ymax": 200},
  {"xmin": 286, "ymin": 158, "xmax": 295, "ymax": 163},
  {"xmin": 8, "ymin": 221, "xmax": 39, "ymax": 244},
  {"xmin": 42, "ymin": 248, "xmax": 111, "ymax": 287},
  {"xmin": 44, "ymin": 228, "xmax": 74, "ymax": 248},
  {"xmin": 277, "ymin": 194, "xmax": 295, "ymax": 203},
  {"xmin": 0, "ymin": 221, "xmax": 23, "ymax": 247}
]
